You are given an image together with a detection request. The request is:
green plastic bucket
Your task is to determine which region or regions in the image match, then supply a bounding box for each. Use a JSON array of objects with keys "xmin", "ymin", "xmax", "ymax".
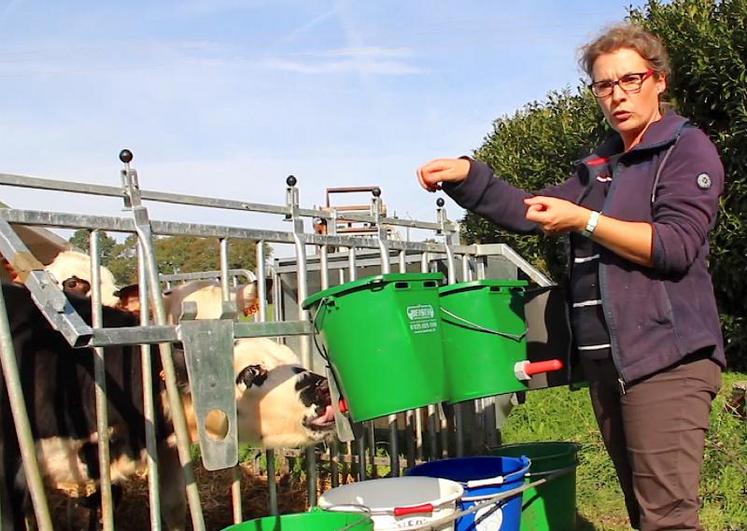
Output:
[
  {"xmin": 439, "ymin": 280, "xmax": 528, "ymax": 403},
  {"xmin": 222, "ymin": 510, "xmax": 373, "ymax": 530},
  {"xmin": 492, "ymin": 442, "xmax": 579, "ymax": 531},
  {"xmin": 303, "ymin": 273, "xmax": 446, "ymax": 421}
]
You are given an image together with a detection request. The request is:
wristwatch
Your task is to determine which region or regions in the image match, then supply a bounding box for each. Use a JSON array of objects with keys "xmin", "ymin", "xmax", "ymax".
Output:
[{"xmin": 581, "ymin": 211, "xmax": 601, "ymax": 238}]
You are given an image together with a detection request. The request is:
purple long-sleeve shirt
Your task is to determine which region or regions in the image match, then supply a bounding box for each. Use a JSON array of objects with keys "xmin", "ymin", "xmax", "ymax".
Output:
[{"xmin": 444, "ymin": 111, "xmax": 726, "ymax": 382}]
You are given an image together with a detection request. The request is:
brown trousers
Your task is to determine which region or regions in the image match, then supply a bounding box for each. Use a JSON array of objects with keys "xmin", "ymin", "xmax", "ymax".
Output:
[{"xmin": 581, "ymin": 354, "xmax": 721, "ymax": 531}]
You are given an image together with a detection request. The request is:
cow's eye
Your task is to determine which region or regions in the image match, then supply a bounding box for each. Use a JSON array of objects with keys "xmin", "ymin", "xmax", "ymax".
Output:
[{"xmin": 290, "ymin": 367, "xmax": 306, "ymax": 375}]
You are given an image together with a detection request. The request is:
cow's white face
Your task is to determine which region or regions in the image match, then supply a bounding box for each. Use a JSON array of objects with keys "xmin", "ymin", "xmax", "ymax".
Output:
[
  {"xmin": 232, "ymin": 338, "xmax": 335, "ymax": 448},
  {"xmin": 45, "ymin": 250, "xmax": 120, "ymax": 307}
]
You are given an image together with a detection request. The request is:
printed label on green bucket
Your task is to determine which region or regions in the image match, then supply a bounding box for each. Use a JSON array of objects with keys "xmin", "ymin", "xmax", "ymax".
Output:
[{"xmin": 407, "ymin": 304, "xmax": 438, "ymax": 334}]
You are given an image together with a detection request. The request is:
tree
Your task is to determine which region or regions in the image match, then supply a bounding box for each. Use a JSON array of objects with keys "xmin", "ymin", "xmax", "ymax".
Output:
[
  {"xmin": 69, "ymin": 228, "xmax": 119, "ymax": 264},
  {"xmin": 461, "ymin": 0, "xmax": 747, "ymax": 369}
]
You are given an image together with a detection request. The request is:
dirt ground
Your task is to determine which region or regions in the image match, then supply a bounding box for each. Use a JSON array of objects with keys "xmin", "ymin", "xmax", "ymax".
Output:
[{"xmin": 47, "ymin": 464, "xmax": 318, "ymax": 531}]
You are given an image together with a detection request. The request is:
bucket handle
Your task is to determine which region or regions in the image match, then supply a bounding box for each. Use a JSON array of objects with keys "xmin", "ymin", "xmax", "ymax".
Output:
[
  {"xmin": 440, "ymin": 307, "xmax": 527, "ymax": 341},
  {"xmin": 464, "ymin": 457, "xmax": 532, "ymax": 489},
  {"xmin": 316, "ymin": 505, "xmax": 374, "ymax": 531},
  {"xmin": 525, "ymin": 463, "xmax": 577, "ymax": 479},
  {"xmin": 393, "ymin": 503, "xmax": 434, "ymax": 517},
  {"xmin": 309, "ymin": 297, "xmax": 350, "ymax": 415}
]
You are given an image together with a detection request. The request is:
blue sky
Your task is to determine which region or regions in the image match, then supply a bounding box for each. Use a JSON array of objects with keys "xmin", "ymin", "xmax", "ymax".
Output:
[{"xmin": 0, "ymin": 1, "xmax": 639, "ymax": 247}]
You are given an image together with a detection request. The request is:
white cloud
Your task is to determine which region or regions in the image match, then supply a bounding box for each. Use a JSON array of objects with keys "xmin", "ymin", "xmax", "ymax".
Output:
[{"xmin": 261, "ymin": 46, "xmax": 423, "ymax": 75}]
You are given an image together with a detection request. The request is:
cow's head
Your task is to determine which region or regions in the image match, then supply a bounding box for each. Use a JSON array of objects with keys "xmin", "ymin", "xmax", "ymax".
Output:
[{"xmin": 233, "ymin": 338, "xmax": 335, "ymax": 448}]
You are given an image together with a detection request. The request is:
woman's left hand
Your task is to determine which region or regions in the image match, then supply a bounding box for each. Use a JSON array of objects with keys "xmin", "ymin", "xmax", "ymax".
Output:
[{"xmin": 523, "ymin": 196, "xmax": 587, "ymax": 235}]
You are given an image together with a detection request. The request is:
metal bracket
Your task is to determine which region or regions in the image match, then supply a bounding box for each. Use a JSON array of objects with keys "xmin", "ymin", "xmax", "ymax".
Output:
[
  {"xmin": 0, "ymin": 217, "xmax": 92, "ymax": 347},
  {"xmin": 178, "ymin": 303, "xmax": 239, "ymax": 471}
]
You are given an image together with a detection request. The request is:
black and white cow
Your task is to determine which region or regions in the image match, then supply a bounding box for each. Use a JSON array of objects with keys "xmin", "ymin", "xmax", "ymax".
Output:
[{"xmin": 0, "ymin": 283, "xmax": 334, "ymax": 530}]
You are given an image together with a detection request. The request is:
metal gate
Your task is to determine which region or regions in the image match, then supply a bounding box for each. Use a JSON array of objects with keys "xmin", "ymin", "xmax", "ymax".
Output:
[{"xmin": 0, "ymin": 150, "xmax": 571, "ymax": 530}]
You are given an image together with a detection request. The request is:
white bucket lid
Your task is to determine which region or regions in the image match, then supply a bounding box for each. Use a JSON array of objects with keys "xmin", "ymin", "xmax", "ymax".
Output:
[{"xmin": 319, "ymin": 476, "xmax": 463, "ymax": 514}]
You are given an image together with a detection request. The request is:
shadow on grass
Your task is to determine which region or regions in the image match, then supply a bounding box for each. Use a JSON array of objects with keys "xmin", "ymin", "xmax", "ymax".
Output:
[{"xmin": 575, "ymin": 511, "xmax": 599, "ymax": 530}]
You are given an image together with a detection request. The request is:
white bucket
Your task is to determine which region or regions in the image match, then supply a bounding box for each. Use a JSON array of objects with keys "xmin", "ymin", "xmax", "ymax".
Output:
[{"xmin": 318, "ymin": 476, "xmax": 463, "ymax": 530}]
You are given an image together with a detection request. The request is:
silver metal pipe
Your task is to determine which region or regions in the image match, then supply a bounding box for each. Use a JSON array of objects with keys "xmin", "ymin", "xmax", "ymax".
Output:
[
  {"xmin": 0, "ymin": 208, "xmax": 471, "ymax": 254},
  {"xmin": 346, "ymin": 249, "xmax": 366, "ymax": 481},
  {"xmin": 219, "ymin": 237, "xmax": 244, "ymax": 524},
  {"xmin": 257, "ymin": 242, "xmax": 268, "ymax": 322},
  {"xmin": 0, "ymin": 173, "xmax": 457, "ymax": 232},
  {"xmin": 267, "ymin": 451, "xmax": 277, "ymax": 515},
  {"xmin": 129, "ymin": 205, "xmax": 205, "ymax": 530},
  {"xmin": 420, "ymin": 252, "xmax": 439, "ymax": 460},
  {"xmin": 90, "ymin": 230, "xmax": 115, "ymax": 531},
  {"xmin": 256, "ymin": 242, "xmax": 278, "ymax": 516},
  {"xmin": 319, "ymin": 244, "xmax": 338, "ymax": 488},
  {"xmin": 0, "ymin": 288, "xmax": 53, "ymax": 530},
  {"xmin": 138, "ymin": 242, "xmax": 162, "ymax": 531},
  {"xmin": 219, "ymin": 239, "xmax": 230, "ymax": 300}
]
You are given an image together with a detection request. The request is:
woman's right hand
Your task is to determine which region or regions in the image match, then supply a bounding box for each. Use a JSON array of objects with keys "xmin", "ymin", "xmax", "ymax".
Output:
[{"xmin": 416, "ymin": 158, "xmax": 470, "ymax": 192}]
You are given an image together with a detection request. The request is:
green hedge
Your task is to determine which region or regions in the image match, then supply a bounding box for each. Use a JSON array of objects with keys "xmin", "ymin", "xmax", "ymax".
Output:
[{"xmin": 463, "ymin": 0, "xmax": 746, "ymax": 370}]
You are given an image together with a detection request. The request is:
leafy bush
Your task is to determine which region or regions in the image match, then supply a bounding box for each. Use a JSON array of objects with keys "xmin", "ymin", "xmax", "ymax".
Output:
[{"xmin": 463, "ymin": 0, "xmax": 747, "ymax": 369}]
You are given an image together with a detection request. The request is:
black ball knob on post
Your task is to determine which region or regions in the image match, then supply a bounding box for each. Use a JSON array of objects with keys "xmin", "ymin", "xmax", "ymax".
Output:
[
  {"xmin": 286, "ymin": 175, "xmax": 297, "ymax": 187},
  {"xmin": 119, "ymin": 149, "xmax": 133, "ymax": 164},
  {"xmin": 436, "ymin": 198, "xmax": 445, "ymax": 208},
  {"xmin": 372, "ymin": 187, "xmax": 381, "ymax": 198}
]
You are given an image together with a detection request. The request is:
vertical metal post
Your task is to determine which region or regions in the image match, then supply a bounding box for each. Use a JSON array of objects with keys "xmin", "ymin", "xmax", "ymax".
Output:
[
  {"xmin": 119, "ymin": 150, "xmax": 205, "ymax": 530},
  {"xmin": 399, "ymin": 250, "xmax": 416, "ymax": 470},
  {"xmin": 219, "ymin": 239, "xmax": 230, "ymax": 297},
  {"xmin": 0, "ymin": 288, "xmax": 53, "ymax": 530},
  {"xmin": 256, "ymin": 242, "xmax": 278, "ymax": 516},
  {"xmin": 318, "ymin": 243, "xmax": 339, "ymax": 488},
  {"xmin": 475, "ymin": 257, "xmax": 498, "ymax": 449},
  {"xmin": 421, "ymin": 252, "xmax": 439, "ymax": 460},
  {"xmin": 286, "ymin": 176, "xmax": 317, "ymax": 506},
  {"xmin": 347, "ymin": 249, "xmax": 367, "ymax": 481},
  {"xmin": 372, "ymin": 191, "xmax": 399, "ymax": 477},
  {"xmin": 90, "ymin": 230, "xmax": 115, "ymax": 531},
  {"xmin": 219, "ymin": 238, "xmax": 245, "ymax": 523},
  {"xmin": 138, "ymin": 241, "xmax": 162, "ymax": 531},
  {"xmin": 438, "ymin": 199, "xmax": 464, "ymax": 458}
]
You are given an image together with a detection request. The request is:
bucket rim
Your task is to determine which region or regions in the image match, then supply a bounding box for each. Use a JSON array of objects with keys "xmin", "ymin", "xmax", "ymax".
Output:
[
  {"xmin": 407, "ymin": 455, "xmax": 531, "ymax": 487},
  {"xmin": 318, "ymin": 476, "xmax": 464, "ymax": 514},
  {"xmin": 222, "ymin": 510, "xmax": 372, "ymax": 530},
  {"xmin": 302, "ymin": 272, "xmax": 444, "ymax": 309},
  {"xmin": 439, "ymin": 278, "xmax": 528, "ymax": 296},
  {"xmin": 490, "ymin": 441, "xmax": 581, "ymax": 461}
]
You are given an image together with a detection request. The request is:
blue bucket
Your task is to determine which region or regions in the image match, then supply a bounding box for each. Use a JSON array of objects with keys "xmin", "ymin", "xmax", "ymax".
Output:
[{"xmin": 407, "ymin": 456, "xmax": 530, "ymax": 531}]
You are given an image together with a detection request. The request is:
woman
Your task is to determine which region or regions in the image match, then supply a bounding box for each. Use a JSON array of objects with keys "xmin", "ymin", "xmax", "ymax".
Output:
[{"xmin": 418, "ymin": 24, "xmax": 725, "ymax": 531}]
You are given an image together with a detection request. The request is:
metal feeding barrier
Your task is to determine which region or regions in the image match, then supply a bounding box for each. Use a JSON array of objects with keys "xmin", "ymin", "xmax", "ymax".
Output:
[{"xmin": 0, "ymin": 150, "xmax": 571, "ymax": 530}]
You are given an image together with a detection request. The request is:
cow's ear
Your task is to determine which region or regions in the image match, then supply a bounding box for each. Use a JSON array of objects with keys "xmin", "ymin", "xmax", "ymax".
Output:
[{"xmin": 236, "ymin": 364, "xmax": 268, "ymax": 389}]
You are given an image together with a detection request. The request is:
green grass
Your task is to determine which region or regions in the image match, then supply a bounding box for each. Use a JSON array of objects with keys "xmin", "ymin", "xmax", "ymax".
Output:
[{"xmin": 500, "ymin": 372, "xmax": 747, "ymax": 531}]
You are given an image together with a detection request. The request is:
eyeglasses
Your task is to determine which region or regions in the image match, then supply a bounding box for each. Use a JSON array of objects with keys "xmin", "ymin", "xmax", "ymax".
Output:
[{"xmin": 589, "ymin": 69, "xmax": 655, "ymax": 98}]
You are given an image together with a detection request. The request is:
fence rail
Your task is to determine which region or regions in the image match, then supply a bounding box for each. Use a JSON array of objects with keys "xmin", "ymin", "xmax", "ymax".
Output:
[{"xmin": 0, "ymin": 151, "xmax": 559, "ymax": 530}]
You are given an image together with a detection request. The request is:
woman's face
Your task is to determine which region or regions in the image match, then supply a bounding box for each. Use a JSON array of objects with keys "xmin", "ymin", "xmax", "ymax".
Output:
[{"xmin": 592, "ymin": 47, "xmax": 666, "ymax": 149}]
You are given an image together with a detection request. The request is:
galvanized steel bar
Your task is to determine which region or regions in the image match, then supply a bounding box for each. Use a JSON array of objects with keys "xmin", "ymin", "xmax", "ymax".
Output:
[
  {"xmin": 219, "ymin": 239, "xmax": 230, "ymax": 299},
  {"xmin": 0, "ymin": 287, "xmax": 54, "ymax": 530},
  {"xmin": 287, "ymin": 178, "xmax": 318, "ymax": 506},
  {"xmin": 87, "ymin": 320, "xmax": 313, "ymax": 347},
  {"xmin": 137, "ymin": 242, "xmax": 162, "ymax": 531},
  {"xmin": 219, "ymin": 238, "xmax": 244, "ymax": 524},
  {"xmin": 420, "ymin": 252, "xmax": 439, "ymax": 460},
  {"xmin": 90, "ymin": 230, "xmax": 115, "ymax": 531},
  {"xmin": 256, "ymin": 242, "xmax": 278, "ymax": 516},
  {"xmin": 0, "ymin": 173, "xmax": 458, "ymax": 233},
  {"xmin": 119, "ymin": 153, "xmax": 206, "ymax": 531},
  {"xmin": 0, "ymin": 209, "xmax": 469, "ymax": 254},
  {"xmin": 160, "ymin": 269, "xmax": 256, "ymax": 284},
  {"xmin": 438, "ymin": 201, "xmax": 464, "ymax": 458},
  {"xmin": 0, "ymin": 218, "xmax": 92, "ymax": 346},
  {"xmin": 347, "ymin": 249, "xmax": 367, "ymax": 481}
]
